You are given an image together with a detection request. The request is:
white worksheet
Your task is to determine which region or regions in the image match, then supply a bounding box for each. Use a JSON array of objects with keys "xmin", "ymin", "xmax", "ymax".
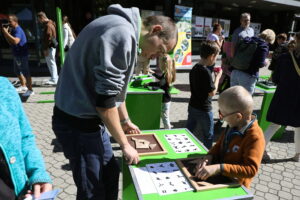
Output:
[
  {"xmin": 146, "ymin": 162, "xmax": 193, "ymax": 195},
  {"xmin": 165, "ymin": 134, "xmax": 201, "ymax": 153},
  {"xmin": 132, "ymin": 167, "xmax": 157, "ymax": 194}
]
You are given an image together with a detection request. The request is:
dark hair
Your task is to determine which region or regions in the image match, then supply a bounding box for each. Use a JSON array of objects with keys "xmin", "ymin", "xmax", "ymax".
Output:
[
  {"xmin": 143, "ymin": 16, "xmax": 177, "ymax": 42},
  {"xmin": 63, "ymin": 15, "xmax": 76, "ymax": 38},
  {"xmin": 199, "ymin": 40, "xmax": 220, "ymax": 59},
  {"xmin": 277, "ymin": 33, "xmax": 287, "ymax": 41},
  {"xmin": 213, "ymin": 23, "xmax": 222, "ymax": 32},
  {"xmin": 8, "ymin": 14, "xmax": 18, "ymax": 23},
  {"xmin": 63, "ymin": 16, "xmax": 69, "ymax": 24},
  {"xmin": 37, "ymin": 11, "xmax": 47, "ymax": 19}
]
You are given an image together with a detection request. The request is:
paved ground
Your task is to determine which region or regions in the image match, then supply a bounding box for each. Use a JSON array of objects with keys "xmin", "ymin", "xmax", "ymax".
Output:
[{"xmin": 10, "ymin": 65, "xmax": 300, "ymax": 200}]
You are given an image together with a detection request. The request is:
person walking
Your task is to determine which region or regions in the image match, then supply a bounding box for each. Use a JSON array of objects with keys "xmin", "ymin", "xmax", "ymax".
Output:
[
  {"xmin": 62, "ymin": 15, "xmax": 76, "ymax": 52},
  {"xmin": 263, "ymin": 32, "xmax": 300, "ymax": 162},
  {"xmin": 37, "ymin": 11, "xmax": 59, "ymax": 85}
]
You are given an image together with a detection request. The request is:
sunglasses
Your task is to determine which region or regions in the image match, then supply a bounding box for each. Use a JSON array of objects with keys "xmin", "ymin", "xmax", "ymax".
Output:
[{"xmin": 218, "ymin": 109, "xmax": 240, "ymax": 119}]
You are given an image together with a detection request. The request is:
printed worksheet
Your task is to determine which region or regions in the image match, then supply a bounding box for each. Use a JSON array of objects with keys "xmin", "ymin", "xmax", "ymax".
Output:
[
  {"xmin": 165, "ymin": 134, "xmax": 201, "ymax": 153},
  {"xmin": 146, "ymin": 161, "xmax": 193, "ymax": 195}
]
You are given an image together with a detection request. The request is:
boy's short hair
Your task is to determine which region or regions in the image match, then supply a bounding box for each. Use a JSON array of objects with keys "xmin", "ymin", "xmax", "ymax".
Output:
[
  {"xmin": 212, "ymin": 23, "xmax": 222, "ymax": 32},
  {"xmin": 218, "ymin": 86, "xmax": 253, "ymax": 116},
  {"xmin": 277, "ymin": 33, "xmax": 287, "ymax": 41},
  {"xmin": 260, "ymin": 29, "xmax": 276, "ymax": 44},
  {"xmin": 199, "ymin": 40, "xmax": 220, "ymax": 59}
]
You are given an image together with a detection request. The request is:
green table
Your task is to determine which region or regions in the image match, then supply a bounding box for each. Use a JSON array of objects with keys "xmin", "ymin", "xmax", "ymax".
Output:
[
  {"xmin": 123, "ymin": 129, "xmax": 253, "ymax": 200},
  {"xmin": 126, "ymin": 75, "xmax": 180, "ymax": 130},
  {"xmin": 255, "ymin": 85, "xmax": 285, "ymax": 140},
  {"xmin": 126, "ymin": 85, "xmax": 164, "ymax": 130}
]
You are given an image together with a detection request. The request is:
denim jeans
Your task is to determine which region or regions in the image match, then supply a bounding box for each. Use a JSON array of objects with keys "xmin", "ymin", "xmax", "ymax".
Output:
[
  {"xmin": 13, "ymin": 56, "xmax": 30, "ymax": 76},
  {"xmin": 230, "ymin": 69, "xmax": 257, "ymax": 95},
  {"xmin": 45, "ymin": 47, "xmax": 58, "ymax": 83},
  {"xmin": 52, "ymin": 116, "xmax": 120, "ymax": 200},
  {"xmin": 161, "ymin": 102, "xmax": 171, "ymax": 129},
  {"xmin": 186, "ymin": 105, "xmax": 214, "ymax": 149}
]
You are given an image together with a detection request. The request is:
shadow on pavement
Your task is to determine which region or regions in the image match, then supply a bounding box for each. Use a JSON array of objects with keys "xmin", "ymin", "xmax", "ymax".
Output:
[
  {"xmin": 263, "ymin": 158, "xmax": 294, "ymax": 164},
  {"xmin": 173, "ymin": 84, "xmax": 190, "ymax": 92},
  {"xmin": 172, "ymin": 97, "xmax": 189, "ymax": 103}
]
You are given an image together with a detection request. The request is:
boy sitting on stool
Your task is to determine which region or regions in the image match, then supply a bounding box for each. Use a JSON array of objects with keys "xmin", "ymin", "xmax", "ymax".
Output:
[{"xmin": 194, "ymin": 86, "xmax": 265, "ymax": 188}]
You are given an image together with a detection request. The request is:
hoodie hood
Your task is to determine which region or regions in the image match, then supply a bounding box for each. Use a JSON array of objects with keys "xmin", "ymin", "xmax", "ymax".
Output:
[{"xmin": 107, "ymin": 4, "xmax": 140, "ymax": 42}]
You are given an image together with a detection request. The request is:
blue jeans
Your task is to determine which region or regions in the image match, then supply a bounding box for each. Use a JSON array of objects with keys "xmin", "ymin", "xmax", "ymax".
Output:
[
  {"xmin": 186, "ymin": 105, "xmax": 214, "ymax": 149},
  {"xmin": 13, "ymin": 56, "xmax": 30, "ymax": 76},
  {"xmin": 45, "ymin": 47, "xmax": 58, "ymax": 83},
  {"xmin": 230, "ymin": 69, "xmax": 257, "ymax": 95},
  {"xmin": 52, "ymin": 116, "xmax": 120, "ymax": 200}
]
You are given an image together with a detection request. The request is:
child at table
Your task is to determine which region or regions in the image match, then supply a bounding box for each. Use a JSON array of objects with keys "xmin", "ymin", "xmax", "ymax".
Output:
[
  {"xmin": 194, "ymin": 86, "xmax": 265, "ymax": 188},
  {"xmin": 186, "ymin": 40, "xmax": 222, "ymax": 149},
  {"xmin": 145, "ymin": 54, "xmax": 176, "ymax": 129}
]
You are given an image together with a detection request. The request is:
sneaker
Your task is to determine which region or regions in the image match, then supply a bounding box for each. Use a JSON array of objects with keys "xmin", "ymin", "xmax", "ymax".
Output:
[
  {"xmin": 22, "ymin": 90, "xmax": 35, "ymax": 97},
  {"xmin": 262, "ymin": 151, "xmax": 272, "ymax": 161},
  {"xmin": 293, "ymin": 153, "xmax": 300, "ymax": 162},
  {"xmin": 16, "ymin": 86, "xmax": 28, "ymax": 92},
  {"xmin": 44, "ymin": 80, "xmax": 57, "ymax": 85}
]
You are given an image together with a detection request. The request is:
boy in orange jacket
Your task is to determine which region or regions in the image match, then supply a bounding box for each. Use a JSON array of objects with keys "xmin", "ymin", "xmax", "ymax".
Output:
[{"xmin": 194, "ymin": 86, "xmax": 265, "ymax": 188}]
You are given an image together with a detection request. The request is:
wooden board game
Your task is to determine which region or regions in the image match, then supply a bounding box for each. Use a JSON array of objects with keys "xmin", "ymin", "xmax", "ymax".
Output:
[
  {"xmin": 176, "ymin": 157, "xmax": 240, "ymax": 191},
  {"xmin": 126, "ymin": 133, "xmax": 167, "ymax": 156}
]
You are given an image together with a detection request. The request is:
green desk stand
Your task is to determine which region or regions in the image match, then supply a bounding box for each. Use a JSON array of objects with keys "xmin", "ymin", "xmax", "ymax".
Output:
[
  {"xmin": 126, "ymin": 86, "xmax": 163, "ymax": 130},
  {"xmin": 255, "ymin": 85, "xmax": 285, "ymax": 140},
  {"xmin": 122, "ymin": 129, "xmax": 253, "ymax": 200},
  {"xmin": 126, "ymin": 75, "xmax": 180, "ymax": 130}
]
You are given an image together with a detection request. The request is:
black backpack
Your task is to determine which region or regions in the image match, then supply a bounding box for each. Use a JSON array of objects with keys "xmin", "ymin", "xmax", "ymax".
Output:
[{"xmin": 231, "ymin": 37, "xmax": 257, "ymax": 70}]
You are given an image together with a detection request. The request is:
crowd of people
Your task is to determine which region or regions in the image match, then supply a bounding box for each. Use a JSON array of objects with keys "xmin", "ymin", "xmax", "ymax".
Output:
[{"xmin": 0, "ymin": 5, "xmax": 299, "ymax": 200}]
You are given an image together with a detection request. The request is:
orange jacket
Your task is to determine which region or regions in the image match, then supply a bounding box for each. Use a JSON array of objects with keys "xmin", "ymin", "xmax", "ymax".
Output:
[{"xmin": 208, "ymin": 120, "xmax": 265, "ymax": 188}]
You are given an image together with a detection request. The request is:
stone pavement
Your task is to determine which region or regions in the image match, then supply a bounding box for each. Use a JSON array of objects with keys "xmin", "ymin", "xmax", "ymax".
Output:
[{"xmin": 12, "ymin": 66, "xmax": 300, "ymax": 200}]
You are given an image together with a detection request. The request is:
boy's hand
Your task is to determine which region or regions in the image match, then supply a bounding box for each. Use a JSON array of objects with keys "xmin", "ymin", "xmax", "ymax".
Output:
[
  {"xmin": 122, "ymin": 143, "xmax": 140, "ymax": 165},
  {"xmin": 194, "ymin": 155, "xmax": 213, "ymax": 173},
  {"xmin": 214, "ymin": 68, "xmax": 223, "ymax": 79},
  {"xmin": 195, "ymin": 164, "xmax": 221, "ymax": 180}
]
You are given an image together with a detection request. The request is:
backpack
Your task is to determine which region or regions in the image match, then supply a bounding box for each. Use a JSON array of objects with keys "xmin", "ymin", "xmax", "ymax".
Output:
[{"xmin": 231, "ymin": 37, "xmax": 257, "ymax": 70}]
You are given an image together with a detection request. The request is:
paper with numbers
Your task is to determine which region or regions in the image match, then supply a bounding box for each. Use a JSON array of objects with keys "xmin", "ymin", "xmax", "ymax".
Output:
[{"xmin": 165, "ymin": 134, "xmax": 201, "ymax": 153}]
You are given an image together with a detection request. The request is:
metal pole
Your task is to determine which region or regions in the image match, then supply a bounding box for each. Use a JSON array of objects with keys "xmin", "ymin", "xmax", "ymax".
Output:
[{"xmin": 56, "ymin": 3, "xmax": 65, "ymax": 65}]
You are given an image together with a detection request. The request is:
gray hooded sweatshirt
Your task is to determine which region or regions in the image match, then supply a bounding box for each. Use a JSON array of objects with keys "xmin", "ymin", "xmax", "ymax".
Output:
[{"xmin": 55, "ymin": 4, "xmax": 140, "ymax": 119}]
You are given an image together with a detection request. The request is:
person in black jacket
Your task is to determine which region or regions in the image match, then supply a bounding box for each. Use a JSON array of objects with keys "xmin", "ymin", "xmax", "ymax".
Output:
[
  {"xmin": 146, "ymin": 54, "xmax": 176, "ymax": 129},
  {"xmin": 263, "ymin": 32, "xmax": 300, "ymax": 162}
]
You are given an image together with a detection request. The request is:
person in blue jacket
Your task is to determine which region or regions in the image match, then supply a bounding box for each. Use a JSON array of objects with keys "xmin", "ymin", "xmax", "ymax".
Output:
[
  {"xmin": 0, "ymin": 76, "xmax": 52, "ymax": 199},
  {"xmin": 230, "ymin": 29, "xmax": 275, "ymax": 94}
]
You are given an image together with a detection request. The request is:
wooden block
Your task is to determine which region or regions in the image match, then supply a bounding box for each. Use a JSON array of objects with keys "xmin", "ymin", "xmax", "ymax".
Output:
[
  {"xmin": 149, "ymin": 144, "xmax": 157, "ymax": 149},
  {"xmin": 135, "ymin": 139, "xmax": 151, "ymax": 149},
  {"xmin": 176, "ymin": 157, "xmax": 240, "ymax": 191}
]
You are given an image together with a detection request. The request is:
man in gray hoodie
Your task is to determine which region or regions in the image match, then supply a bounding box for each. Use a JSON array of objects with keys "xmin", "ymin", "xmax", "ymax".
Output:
[{"xmin": 52, "ymin": 4, "xmax": 177, "ymax": 200}]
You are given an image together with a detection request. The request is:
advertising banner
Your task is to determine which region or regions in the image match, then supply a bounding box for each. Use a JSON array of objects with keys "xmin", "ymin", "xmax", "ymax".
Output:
[
  {"xmin": 141, "ymin": 10, "xmax": 163, "ymax": 18},
  {"xmin": 173, "ymin": 5, "xmax": 193, "ymax": 69},
  {"xmin": 219, "ymin": 19, "xmax": 231, "ymax": 38},
  {"xmin": 250, "ymin": 22, "xmax": 261, "ymax": 36},
  {"xmin": 192, "ymin": 16, "xmax": 204, "ymax": 37}
]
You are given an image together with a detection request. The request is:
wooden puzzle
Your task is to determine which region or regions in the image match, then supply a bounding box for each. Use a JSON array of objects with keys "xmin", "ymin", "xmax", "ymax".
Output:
[
  {"xmin": 176, "ymin": 157, "xmax": 240, "ymax": 191},
  {"xmin": 126, "ymin": 133, "xmax": 167, "ymax": 156}
]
